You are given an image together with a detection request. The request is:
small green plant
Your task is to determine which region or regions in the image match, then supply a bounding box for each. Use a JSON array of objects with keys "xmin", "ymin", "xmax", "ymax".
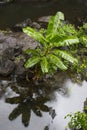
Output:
[
  {"xmin": 77, "ymin": 23, "xmax": 87, "ymax": 47},
  {"xmin": 23, "ymin": 12, "xmax": 79, "ymax": 76},
  {"xmin": 65, "ymin": 111, "xmax": 87, "ymax": 130}
]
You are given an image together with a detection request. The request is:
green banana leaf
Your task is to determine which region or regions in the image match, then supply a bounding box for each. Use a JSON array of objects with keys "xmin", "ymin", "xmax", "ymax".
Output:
[
  {"xmin": 40, "ymin": 57, "xmax": 49, "ymax": 73},
  {"xmin": 23, "ymin": 27, "xmax": 47, "ymax": 47},
  {"xmin": 53, "ymin": 50, "xmax": 78, "ymax": 64},
  {"xmin": 24, "ymin": 56, "xmax": 40, "ymax": 68},
  {"xmin": 48, "ymin": 54, "xmax": 67, "ymax": 70},
  {"xmin": 53, "ymin": 37, "xmax": 79, "ymax": 47},
  {"xmin": 46, "ymin": 11, "xmax": 64, "ymax": 38}
]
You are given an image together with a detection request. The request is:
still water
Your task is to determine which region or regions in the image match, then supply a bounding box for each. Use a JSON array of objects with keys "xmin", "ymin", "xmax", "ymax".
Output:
[
  {"xmin": 0, "ymin": 0, "xmax": 87, "ymax": 29},
  {"xmin": 0, "ymin": 77, "xmax": 87, "ymax": 130}
]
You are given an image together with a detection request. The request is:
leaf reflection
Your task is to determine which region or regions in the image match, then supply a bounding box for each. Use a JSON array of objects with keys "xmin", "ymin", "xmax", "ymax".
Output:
[{"xmin": 5, "ymin": 92, "xmax": 51, "ymax": 127}]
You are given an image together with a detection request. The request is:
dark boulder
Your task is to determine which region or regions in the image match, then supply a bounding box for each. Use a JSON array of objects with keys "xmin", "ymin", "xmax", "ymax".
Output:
[
  {"xmin": 0, "ymin": 30, "xmax": 39, "ymax": 76},
  {"xmin": 12, "ymin": 18, "xmax": 41, "ymax": 32},
  {"xmin": 0, "ymin": 57, "xmax": 15, "ymax": 76}
]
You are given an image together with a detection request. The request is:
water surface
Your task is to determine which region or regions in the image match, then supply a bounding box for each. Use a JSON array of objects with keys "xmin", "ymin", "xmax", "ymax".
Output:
[
  {"xmin": 0, "ymin": 0, "xmax": 87, "ymax": 29},
  {"xmin": 0, "ymin": 78, "xmax": 87, "ymax": 130}
]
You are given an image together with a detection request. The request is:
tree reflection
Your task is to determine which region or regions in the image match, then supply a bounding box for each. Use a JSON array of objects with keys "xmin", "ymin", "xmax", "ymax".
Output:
[{"xmin": 5, "ymin": 82, "xmax": 56, "ymax": 127}]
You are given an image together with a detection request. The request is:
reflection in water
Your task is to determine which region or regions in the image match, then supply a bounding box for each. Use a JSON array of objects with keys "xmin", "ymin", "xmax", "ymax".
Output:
[
  {"xmin": 6, "ymin": 94, "xmax": 51, "ymax": 127},
  {"xmin": 0, "ymin": 73, "xmax": 87, "ymax": 130},
  {"xmin": 4, "ymin": 79, "xmax": 57, "ymax": 127},
  {"xmin": 47, "ymin": 80, "xmax": 87, "ymax": 130}
]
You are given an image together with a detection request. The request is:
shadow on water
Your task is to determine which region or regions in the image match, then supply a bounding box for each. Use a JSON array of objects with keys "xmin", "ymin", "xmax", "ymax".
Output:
[
  {"xmin": 0, "ymin": 0, "xmax": 87, "ymax": 29},
  {"xmin": 0, "ymin": 72, "xmax": 87, "ymax": 130}
]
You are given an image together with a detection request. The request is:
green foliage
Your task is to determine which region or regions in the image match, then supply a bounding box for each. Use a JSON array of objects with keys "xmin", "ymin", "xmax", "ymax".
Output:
[
  {"xmin": 84, "ymin": 98, "xmax": 87, "ymax": 113},
  {"xmin": 23, "ymin": 11, "xmax": 79, "ymax": 76},
  {"xmin": 65, "ymin": 111, "xmax": 87, "ymax": 130},
  {"xmin": 77, "ymin": 23, "xmax": 87, "ymax": 47}
]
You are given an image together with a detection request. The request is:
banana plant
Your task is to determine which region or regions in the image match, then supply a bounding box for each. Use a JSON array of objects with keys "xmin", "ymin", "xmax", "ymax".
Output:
[{"xmin": 23, "ymin": 11, "xmax": 79, "ymax": 76}]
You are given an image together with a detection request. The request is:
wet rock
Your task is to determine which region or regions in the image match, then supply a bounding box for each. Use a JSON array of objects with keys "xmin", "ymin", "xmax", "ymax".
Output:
[
  {"xmin": 13, "ymin": 19, "xmax": 41, "ymax": 32},
  {"xmin": 15, "ymin": 60, "xmax": 26, "ymax": 75},
  {"xmin": 0, "ymin": 31, "xmax": 38, "ymax": 55},
  {"xmin": 0, "ymin": 57, "xmax": 15, "ymax": 76},
  {"xmin": 37, "ymin": 16, "xmax": 51, "ymax": 23},
  {"xmin": 3, "ymin": 46, "xmax": 22, "ymax": 60},
  {"xmin": 37, "ymin": 16, "xmax": 51, "ymax": 28},
  {"xmin": 0, "ymin": 30, "xmax": 39, "ymax": 76},
  {"xmin": 12, "ymin": 18, "xmax": 32, "ymax": 32},
  {"xmin": 0, "ymin": 45, "xmax": 27, "ymax": 76}
]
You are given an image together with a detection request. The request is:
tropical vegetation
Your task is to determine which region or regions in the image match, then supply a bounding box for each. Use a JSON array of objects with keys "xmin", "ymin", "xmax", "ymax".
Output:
[
  {"xmin": 65, "ymin": 111, "xmax": 87, "ymax": 130},
  {"xmin": 23, "ymin": 11, "xmax": 87, "ymax": 79}
]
